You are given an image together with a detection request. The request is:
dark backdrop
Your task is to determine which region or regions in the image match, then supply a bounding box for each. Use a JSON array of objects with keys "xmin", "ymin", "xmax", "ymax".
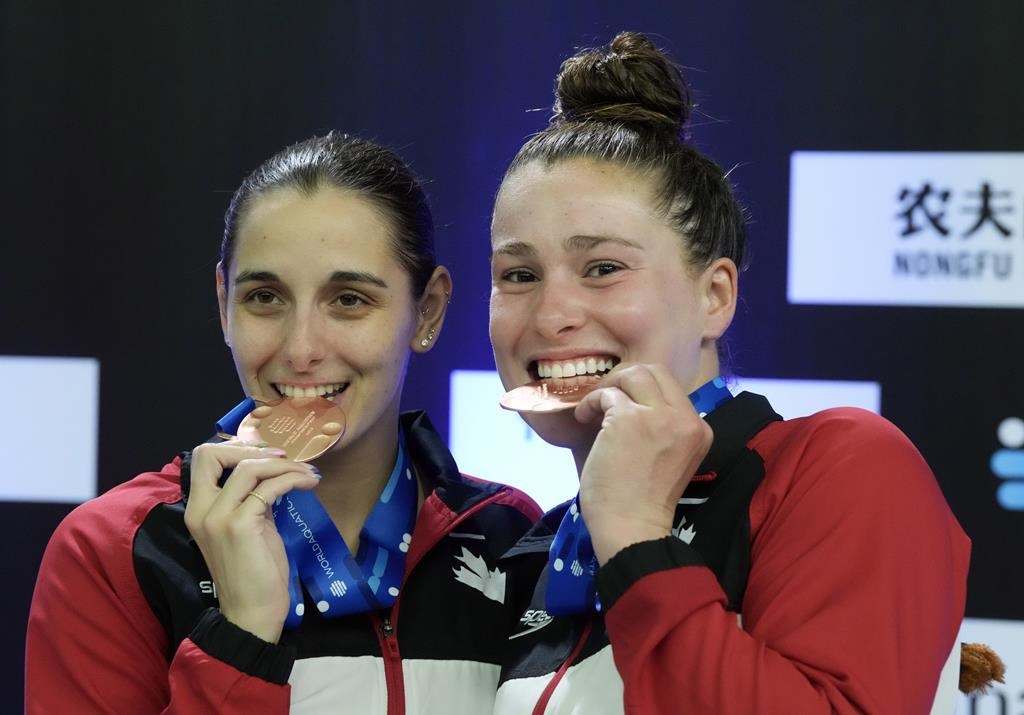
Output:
[{"xmin": 3, "ymin": 1, "xmax": 1021, "ymax": 710}]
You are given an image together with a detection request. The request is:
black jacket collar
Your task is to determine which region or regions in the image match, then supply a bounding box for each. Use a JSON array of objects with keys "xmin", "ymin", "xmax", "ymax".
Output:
[{"xmin": 698, "ymin": 392, "xmax": 782, "ymax": 474}]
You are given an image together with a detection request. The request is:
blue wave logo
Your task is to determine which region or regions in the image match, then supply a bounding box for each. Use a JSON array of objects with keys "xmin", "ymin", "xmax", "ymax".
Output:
[{"xmin": 993, "ymin": 417, "xmax": 1024, "ymax": 511}]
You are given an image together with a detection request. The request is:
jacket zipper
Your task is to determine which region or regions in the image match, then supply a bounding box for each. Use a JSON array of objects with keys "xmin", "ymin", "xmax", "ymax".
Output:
[
  {"xmin": 372, "ymin": 611, "xmax": 405, "ymax": 715},
  {"xmin": 372, "ymin": 487, "xmax": 517, "ymax": 715}
]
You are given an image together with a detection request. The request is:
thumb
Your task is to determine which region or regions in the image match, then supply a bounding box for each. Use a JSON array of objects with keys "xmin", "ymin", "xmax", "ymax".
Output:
[{"xmin": 573, "ymin": 386, "xmax": 623, "ymax": 425}]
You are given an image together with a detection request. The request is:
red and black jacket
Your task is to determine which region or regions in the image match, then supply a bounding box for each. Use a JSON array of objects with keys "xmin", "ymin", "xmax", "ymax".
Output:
[
  {"xmin": 494, "ymin": 393, "xmax": 969, "ymax": 715},
  {"xmin": 26, "ymin": 410, "xmax": 541, "ymax": 714}
]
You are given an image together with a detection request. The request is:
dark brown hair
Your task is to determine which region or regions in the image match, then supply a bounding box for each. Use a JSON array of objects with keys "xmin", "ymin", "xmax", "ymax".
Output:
[
  {"xmin": 221, "ymin": 132, "xmax": 436, "ymax": 298},
  {"xmin": 503, "ymin": 32, "xmax": 746, "ymax": 271}
]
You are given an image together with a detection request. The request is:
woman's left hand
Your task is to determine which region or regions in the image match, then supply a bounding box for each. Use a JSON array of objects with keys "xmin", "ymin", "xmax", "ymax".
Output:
[{"xmin": 574, "ymin": 364, "xmax": 713, "ymax": 565}]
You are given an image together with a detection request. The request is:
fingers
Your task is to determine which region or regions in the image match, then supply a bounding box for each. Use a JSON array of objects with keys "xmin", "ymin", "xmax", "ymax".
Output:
[
  {"xmin": 216, "ymin": 456, "xmax": 318, "ymax": 504},
  {"xmin": 188, "ymin": 442, "xmax": 284, "ymax": 510},
  {"xmin": 213, "ymin": 467, "xmax": 320, "ymax": 522},
  {"xmin": 185, "ymin": 441, "xmax": 319, "ymax": 531},
  {"xmin": 636, "ymin": 364, "xmax": 692, "ymax": 409},
  {"xmin": 232, "ymin": 473, "xmax": 314, "ymax": 525},
  {"xmin": 575, "ymin": 384, "xmax": 626, "ymax": 425},
  {"xmin": 604, "ymin": 364, "xmax": 666, "ymax": 405},
  {"xmin": 242, "ymin": 489, "xmax": 271, "ymax": 513},
  {"xmin": 574, "ymin": 363, "xmax": 695, "ymax": 424}
]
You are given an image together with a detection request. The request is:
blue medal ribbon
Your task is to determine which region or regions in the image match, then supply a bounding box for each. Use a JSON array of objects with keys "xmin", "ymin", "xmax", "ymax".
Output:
[
  {"xmin": 275, "ymin": 441, "xmax": 415, "ymax": 627},
  {"xmin": 547, "ymin": 499, "xmax": 599, "ymax": 615},
  {"xmin": 545, "ymin": 376, "xmax": 734, "ymax": 617},
  {"xmin": 216, "ymin": 396, "xmax": 256, "ymax": 436},
  {"xmin": 214, "ymin": 398, "xmax": 417, "ymax": 627}
]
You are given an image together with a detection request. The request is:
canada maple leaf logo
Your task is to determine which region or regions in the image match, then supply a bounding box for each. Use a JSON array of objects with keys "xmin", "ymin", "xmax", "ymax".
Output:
[
  {"xmin": 453, "ymin": 547, "xmax": 506, "ymax": 604},
  {"xmin": 673, "ymin": 517, "xmax": 697, "ymax": 544}
]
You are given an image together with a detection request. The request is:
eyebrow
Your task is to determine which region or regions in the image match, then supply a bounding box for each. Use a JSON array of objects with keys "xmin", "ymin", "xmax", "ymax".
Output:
[
  {"xmin": 327, "ymin": 270, "xmax": 388, "ymax": 289},
  {"xmin": 234, "ymin": 270, "xmax": 280, "ymax": 285},
  {"xmin": 233, "ymin": 269, "xmax": 388, "ymax": 289},
  {"xmin": 564, "ymin": 234, "xmax": 643, "ymax": 251},
  {"xmin": 491, "ymin": 234, "xmax": 643, "ymax": 258},
  {"xmin": 490, "ymin": 241, "xmax": 535, "ymax": 258}
]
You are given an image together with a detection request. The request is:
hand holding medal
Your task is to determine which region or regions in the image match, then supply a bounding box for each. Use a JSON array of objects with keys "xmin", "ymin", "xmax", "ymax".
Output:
[
  {"xmin": 501, "ymin": 367, "xmax": 727, "ymax": 618},
  {"xmin": 198, "ymin": 395, "xmax": 418, "ymax": 634},
  {"xmin": 184, "ymin": 395, "xmax": 344, "ymax": 643},
  {"xmin": 572, "ymin": 367, "xmax": 719, "ymax": 565},
  {"xmin": 538, "ymin": 371, "xmax": 727, "ymax": 619}
]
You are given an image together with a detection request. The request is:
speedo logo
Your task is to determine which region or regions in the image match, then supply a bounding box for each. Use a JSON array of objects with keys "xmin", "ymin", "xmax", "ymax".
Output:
[{"xmin": 509, "ymin": 608, "xmax": 553, "ymax": 640}]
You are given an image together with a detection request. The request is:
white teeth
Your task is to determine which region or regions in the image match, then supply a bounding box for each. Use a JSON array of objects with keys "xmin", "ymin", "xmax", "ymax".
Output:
[
  {"xmin": 275, "ymin": 382, "xmax": 344, "ymax": 398},
  {"xmin": 534, "ymin": 357, "xmax": 618, "ymax": 379}
]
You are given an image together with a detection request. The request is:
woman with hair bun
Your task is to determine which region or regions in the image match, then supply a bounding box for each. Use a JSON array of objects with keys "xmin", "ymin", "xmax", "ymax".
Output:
[
  {"xmin": 489, "ymin": 32, "xmax": 969, "ymax": 713},
  {"xmin": 26, "ymin": 132, "xmax": 541, "ymax": 713}
]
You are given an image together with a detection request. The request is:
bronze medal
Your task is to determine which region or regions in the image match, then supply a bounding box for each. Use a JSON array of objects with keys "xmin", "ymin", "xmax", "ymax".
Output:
[
  {"xmin": 236, "ymin": 397, "xmax": 346, "ymax": 461},
  {"xmin": 499, "ymin": 375, "xmax": 604, "ymax": 414}
]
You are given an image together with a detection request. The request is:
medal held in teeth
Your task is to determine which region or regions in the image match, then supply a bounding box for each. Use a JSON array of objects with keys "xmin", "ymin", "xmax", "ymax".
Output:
[
  {"xmin": 500, "ymin": 375, "xmax": 604, "ymax": 414},
  {"xmin": 501, "ymin": 356, "xmax": 616, "ymax": 414},
  {"xmin": 236, "ymin": 397, "xmax": 346, "ymax": 461}
]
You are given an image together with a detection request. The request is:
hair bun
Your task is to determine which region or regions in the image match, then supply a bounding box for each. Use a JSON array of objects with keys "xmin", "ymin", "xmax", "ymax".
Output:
[{"xmin": 552, "ymin": 31, "xmax": 691, "ymax": 134}]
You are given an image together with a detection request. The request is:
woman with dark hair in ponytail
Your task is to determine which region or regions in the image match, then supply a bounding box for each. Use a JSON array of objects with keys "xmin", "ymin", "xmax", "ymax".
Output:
[
  {"xmin": 489, "ymin": 32, "xmax": 971, "ymax": 714},
  {"xmin": 26, "ymin": 133, "xmax": 541, "ymax": 714}
]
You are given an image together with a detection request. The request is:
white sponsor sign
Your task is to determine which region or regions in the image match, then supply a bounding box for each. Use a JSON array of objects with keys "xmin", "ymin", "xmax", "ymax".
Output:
[
  {"xmin": 789, "ymin": 152, "xmax": 1024, "ymax": 307},
  {"xmin": 450, "ymin": 370, "xmax": 577, "ymax": 511},
  {"xmin": 449, "ymin": 370, "xmax": 880, "ymax": 510},
  {"xmin": 732, "ymin": 377, "xmax": 880, "ymax": 418},
  {"xmin": 955, "ymin": 617, "xmax": 1024, "ymax": 714},
  {"xmin": 0, "ymin": 356, "xmax": 99, "ymax": 502}
]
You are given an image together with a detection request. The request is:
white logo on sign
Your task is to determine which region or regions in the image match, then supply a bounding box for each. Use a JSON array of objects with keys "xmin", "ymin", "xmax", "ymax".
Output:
[
  {"xmin": 453, "ymin": 547, "xmax": 506, "ymax": 603},
  {"xmin": 788, "ymin": 152, "xmax": 1024, "ymax": 308},
  {"xmin": 329, "ymin": 580, "xmax": 347, "ymax": 598}
]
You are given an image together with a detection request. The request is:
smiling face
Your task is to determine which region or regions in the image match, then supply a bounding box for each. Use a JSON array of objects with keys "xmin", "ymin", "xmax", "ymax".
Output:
[
  {"xmin": 217, "ymin": 186, "xmax": 425, "ymax": 461},
  {"xmin": 489, "ymin": 158, "xmax": 736, "ymax": 450}
]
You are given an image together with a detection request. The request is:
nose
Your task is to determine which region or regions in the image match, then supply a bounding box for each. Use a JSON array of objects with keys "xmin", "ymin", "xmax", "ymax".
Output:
[
  {"xmin": 532, "ymin": 273, "xmax": 587, "ymax": 340},
  {"xmin": 284, "ymin": 306, "xmax": 326, "ymax": 371}
]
